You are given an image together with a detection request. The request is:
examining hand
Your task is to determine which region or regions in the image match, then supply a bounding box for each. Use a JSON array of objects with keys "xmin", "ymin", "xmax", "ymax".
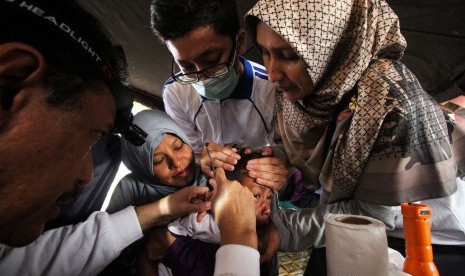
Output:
[
  {"xmin": 245, "ymin": 147, "xmax": 290, "ymax": 191},
  {"xmin": 200, "ymin": 143, "xmax": 241, "ymax": 178},
  {"xmin": 135, "ymin": 186, "xmax": 211, "ymax": 231},
  {"xmin": 212, "ymin": 167, "xmax": 257, "ymax": 249}
]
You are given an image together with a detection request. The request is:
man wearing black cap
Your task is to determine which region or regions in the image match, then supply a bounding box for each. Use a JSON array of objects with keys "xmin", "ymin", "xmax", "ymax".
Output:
[{"xmin": 0, "ymin": 0, "xmax": 260, "ymax": 275}]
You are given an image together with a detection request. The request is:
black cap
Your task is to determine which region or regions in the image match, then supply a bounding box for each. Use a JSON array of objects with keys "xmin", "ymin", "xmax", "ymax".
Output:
[{"xmin": 0, "ymin": 0, "xmax": 147, "ymax": 145}]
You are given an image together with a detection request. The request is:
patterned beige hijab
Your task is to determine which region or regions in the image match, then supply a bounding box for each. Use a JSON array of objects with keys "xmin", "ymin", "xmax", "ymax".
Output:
[
  {"xmin": 247, "ymin": 0, "xmax": 406, "ymax": 132},
  {"xmin": 246, "ymin": 0, "xmax": 457, "ymax": 205}
]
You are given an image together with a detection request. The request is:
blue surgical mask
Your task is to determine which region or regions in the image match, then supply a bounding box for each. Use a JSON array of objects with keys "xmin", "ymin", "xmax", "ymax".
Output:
[{"xmin": 191, "ymin": 65, "xmax": 239, "ymax": 100}]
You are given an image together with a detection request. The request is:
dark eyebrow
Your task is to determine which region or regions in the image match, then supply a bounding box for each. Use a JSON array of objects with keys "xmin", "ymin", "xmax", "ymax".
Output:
[
  {"xmin": 177, "ymin": 47, "xmax": 224, "ymax": 64},
  {"xmin": 166, "ymin": 135, "xmax": 183, "ymax": 148},
  {"xmin": 170, "ymin": 135, "xmax": 180, "ymax": 143},
  {"xmin": 256, "ymin": 41, "xmax": 294, "ymax": 52},
  {"xmin": 254, "ymin": 182, "xmax": 273, "ymax": 193}
]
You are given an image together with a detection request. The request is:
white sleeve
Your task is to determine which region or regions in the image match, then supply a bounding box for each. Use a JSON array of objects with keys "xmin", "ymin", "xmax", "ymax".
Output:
[
  {"xmin": 213, "ymin": 244, "xmax": 260, "ymax": 276},
  {"xmin": 0, "ymin": 207, "xmax": 142, "ymax": 276}
]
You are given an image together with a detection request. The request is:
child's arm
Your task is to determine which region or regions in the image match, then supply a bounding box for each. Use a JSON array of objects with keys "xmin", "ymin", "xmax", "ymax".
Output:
[
  {"xmin": 142, "ymin": 226, "xmax": 220, "ymax": 276},
  {"xmin": 144, "ymin": 227, "xmax": 177, "ymax": 263},
  {"xmin": 137, "ymin": 248, "xmax": 159, "ymax": 276},
  {"xmin": 137, "ymin": 227, "xmax": 176, "ymax": 276}
]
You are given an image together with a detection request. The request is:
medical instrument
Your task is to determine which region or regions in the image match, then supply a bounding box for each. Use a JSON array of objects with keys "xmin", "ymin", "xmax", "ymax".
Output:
[{"xmin": 205, "ymin": 145, "xmax": 215, "ymax": 191}]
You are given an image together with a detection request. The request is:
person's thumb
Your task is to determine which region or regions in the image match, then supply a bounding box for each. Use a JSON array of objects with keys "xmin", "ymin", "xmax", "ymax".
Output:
[{"xmin": 190, "ymin": 200, "xmax": 210, "ymax": 214}]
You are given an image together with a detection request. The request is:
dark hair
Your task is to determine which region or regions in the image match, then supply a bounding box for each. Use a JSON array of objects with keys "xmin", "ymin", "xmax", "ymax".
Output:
[
  {"xmin": 150, "ymin": 0, "xmax": 240, "ymax": 42},
  {"xmin": 225, "ymin": 151, "xmax": 263, "ymax": 182},
  {"xmin": 244, "ymin": 15, "xmax": 261, "ymax": 52},
  {"xmin": 0, "ymin": 0, "xmax": 128, "ymax": 110}
]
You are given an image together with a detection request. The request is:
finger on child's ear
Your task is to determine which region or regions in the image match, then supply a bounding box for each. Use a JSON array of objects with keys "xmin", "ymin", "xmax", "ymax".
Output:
[
  {"xmin": 214, "ymin": 167, "xmax": 227, "ymax": 183},
  {"xmin": 222, "ymin": 162, "xmax": 235, "ymax": 172},
  {"xmin": 208, "ymin": 177, "xmax": 217, "ymax": 187},
  {"xmin": 262, "ymin": 146, "xmax": 273, "ymax": 156},
  {"xmin": 196, "ymin": 210, "xmax": 207, "ymax": 222},
  {"xmin": 243, "ymin": 147, "xmax": 253, "ymax": 154}
]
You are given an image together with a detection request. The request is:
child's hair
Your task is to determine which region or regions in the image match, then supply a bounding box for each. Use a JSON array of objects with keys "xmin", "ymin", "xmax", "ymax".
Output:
[{"xmin": 225, "ymin": 151, "xmax": 263, "ymax": 182}]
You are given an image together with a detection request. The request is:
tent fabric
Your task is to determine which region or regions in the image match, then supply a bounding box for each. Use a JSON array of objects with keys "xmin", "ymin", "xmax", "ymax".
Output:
[
  {"xmin": 388, "ymin": 0, "xmax": 465, "ymax": 102},
  {"xmin": 78, "ymin": 0, "xmax": 465, "ymax": 107}
]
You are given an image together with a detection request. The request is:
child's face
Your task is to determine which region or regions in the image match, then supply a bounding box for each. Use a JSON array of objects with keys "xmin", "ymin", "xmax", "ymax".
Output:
[
  {"xmin": 152, "ymin": 133, "xmax": 195, "ymax": 187},
  {"xmin": 241, "ymin": 176, "xmax": 272, "ymax": 226}
]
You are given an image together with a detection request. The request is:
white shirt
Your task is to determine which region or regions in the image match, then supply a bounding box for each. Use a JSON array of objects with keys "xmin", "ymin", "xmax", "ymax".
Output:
[
  {"xmin": 0, "ymin": 207, "xmax": 142, "ymax": 276},
  {"xmin": 163, "ymin": 57, "xmax": 277, "ymax": 153},
  {"xmin": 388, "ymin": 177, "xmax": 465, "ymax": 246},
  {"xmin": 0, "ymin": 207, "xmax": 260, "ymax": 276},
  {"xmin": 214, "ymin": 245, "xmax": 260, "ymax": 276},
  {"xmin": 168, "ymin": 213, "xmax": 221, "ymax": 243}
]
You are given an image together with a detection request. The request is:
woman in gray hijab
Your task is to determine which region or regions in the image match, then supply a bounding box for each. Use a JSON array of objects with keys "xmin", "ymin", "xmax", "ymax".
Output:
[
  {"xmin": 103, "ymin": 109, "xmax": 209, "ymax": 275},
  {"xmin": 107, "ymin": 109, "xmax": 208, "ymax": 214}
]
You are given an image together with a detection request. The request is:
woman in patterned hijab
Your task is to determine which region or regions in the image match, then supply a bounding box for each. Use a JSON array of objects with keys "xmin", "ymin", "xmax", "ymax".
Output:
[
  {"xmin": 245, "ymin": 0, "xmax": 465, "ymax": 273},
  {"xmin": 106, "ymin": 109, "xmax": 208, "ymax": 213}
]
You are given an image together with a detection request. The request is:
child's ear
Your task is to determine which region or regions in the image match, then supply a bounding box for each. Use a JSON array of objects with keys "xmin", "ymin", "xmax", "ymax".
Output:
[{"xmin": 237, "ymin": 28, "xmax": 247, "ymax": 56}]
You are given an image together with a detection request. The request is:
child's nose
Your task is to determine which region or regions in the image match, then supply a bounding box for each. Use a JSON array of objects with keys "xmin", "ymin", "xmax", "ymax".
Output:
[{"xmin": 258, "ymin": 200, "xmax": 271, "ymax": 216}]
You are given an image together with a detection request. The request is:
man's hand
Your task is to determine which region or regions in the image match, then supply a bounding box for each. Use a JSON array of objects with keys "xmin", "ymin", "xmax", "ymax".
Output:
[
  {"xmin": 135, "ymin": 186, "xmax": 211, "ymax": 231},
  {"xmin": 200, "ymin": 143, "xmax": 241, "ymax": 178},
  {"xmin": 212, "ymin": 167, "xmax": 257, "ymax": 249},
  {"xmin": 245, "ymin": 147, "xmax": 290, "ymax": 191}
]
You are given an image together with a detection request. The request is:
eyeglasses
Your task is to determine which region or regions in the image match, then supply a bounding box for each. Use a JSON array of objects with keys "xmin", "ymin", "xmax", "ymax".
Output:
[{"xmin": 171, "ymin": 39, "xmax": 237, "ymax": 84}]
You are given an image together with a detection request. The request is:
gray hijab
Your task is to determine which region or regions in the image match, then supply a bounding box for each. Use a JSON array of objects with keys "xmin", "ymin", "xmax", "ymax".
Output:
[
  {"xmin": 107, "ymin": 109, "xmax": 206, "ymax": 213},
  {"xmin": 121, "ymin": 109, "xmax": 192, "ymax": 185}
]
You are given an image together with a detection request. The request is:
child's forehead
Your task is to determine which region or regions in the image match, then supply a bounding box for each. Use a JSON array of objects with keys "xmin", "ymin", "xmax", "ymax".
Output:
[{"xmin": 242, "ymin": 176, "xmax": 272, "ymax": 193}]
